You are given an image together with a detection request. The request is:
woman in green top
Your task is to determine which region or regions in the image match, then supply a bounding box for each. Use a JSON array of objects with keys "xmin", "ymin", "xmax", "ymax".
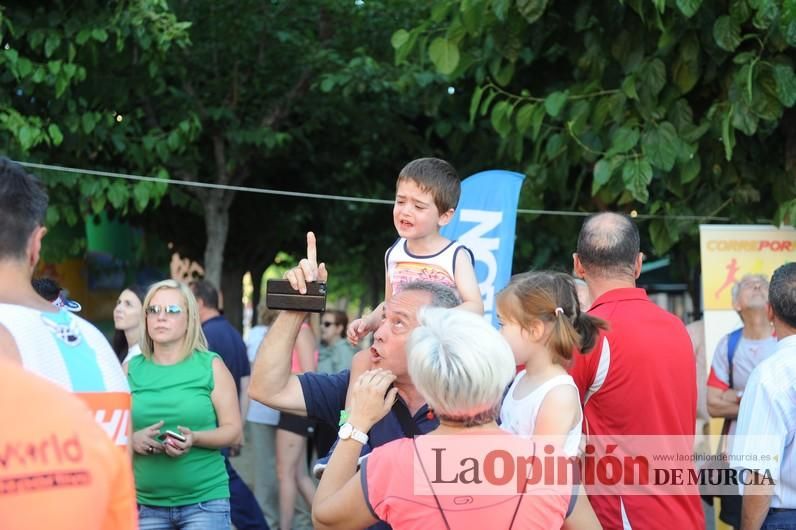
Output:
[{"xmin": 126, "ymin": 279, "xmax": 241, "ymax": 530}]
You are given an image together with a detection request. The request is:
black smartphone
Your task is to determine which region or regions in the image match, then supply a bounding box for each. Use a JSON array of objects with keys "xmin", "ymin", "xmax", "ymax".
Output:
[{"xmin": 265, "ymin": 279, "xmax": 327, "ymax": 313}]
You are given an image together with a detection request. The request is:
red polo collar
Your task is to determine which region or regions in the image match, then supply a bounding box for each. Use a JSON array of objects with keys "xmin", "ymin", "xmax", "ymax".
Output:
[{"xmin": 590, "ymin": 287, "xmax": 650, "ymax": 311}]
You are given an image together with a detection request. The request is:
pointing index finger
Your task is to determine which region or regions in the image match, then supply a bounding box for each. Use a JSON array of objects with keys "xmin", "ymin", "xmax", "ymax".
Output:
[{"xmin": 306, "ymin": 232, "xmax": 317, "ymax": 268}]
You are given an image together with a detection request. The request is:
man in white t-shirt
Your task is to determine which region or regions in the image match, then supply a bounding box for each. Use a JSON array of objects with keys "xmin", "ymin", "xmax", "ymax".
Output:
[
  {"xmin": 731, "ymin": 263, "xmax": 796, "ymax": 529},
  {"xmin": 0, "ymin": 158, "xmax": 130, "ymax": 447},
  {"xmin": 706, "ymin": 273, "xmax": 777, "ymax": 528},
  {"xmin": 707, "ymin": 274, "xmax": 777, "ymax": 435}
]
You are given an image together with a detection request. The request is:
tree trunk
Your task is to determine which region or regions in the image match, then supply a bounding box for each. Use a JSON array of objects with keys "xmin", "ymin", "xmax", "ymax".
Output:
[
  {"xmin": 221, "ymin": 264, "xmax": 245, "ymax": 333},
  {"xmin": 202, "ymin": 189, "xmax": 230, "ymax": 288}
]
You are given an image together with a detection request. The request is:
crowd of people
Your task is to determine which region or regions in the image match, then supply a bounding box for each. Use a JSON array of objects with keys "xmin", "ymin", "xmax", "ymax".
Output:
[{"xmin": 0, "ymin": 154, "xmax": 795, "ymax": 530}]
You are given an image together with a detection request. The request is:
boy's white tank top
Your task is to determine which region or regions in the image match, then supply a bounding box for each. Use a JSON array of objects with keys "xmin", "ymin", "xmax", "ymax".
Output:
[{"xmin": 385, "ymin": 238, "xmax": 473, "ymax": 296}]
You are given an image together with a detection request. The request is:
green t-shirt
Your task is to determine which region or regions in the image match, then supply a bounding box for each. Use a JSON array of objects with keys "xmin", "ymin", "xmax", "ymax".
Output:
[
  {"xmin": 128, "ymin": 350, "xmax": 229, "ymax": 506},
  {"xmin": 317, "ymin": 339, "xmax": 357, "ymax": 374}
]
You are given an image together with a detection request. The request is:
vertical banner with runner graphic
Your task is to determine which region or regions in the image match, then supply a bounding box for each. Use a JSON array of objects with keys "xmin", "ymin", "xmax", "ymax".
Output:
[
  {"xmin": 699, "ymin": 225, "xmax": 796, "ymax": 367},
  {"xmin": 441, "ymin": 170, "xmax": 525, "ymax": 328}
]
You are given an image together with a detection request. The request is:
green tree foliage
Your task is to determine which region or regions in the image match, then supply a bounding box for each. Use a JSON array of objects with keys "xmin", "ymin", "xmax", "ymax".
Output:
[
  {"xmin": 126, "ymin": 0, "xmax": 439, "ymax": 288},
  {"xmin": 0, "ymin": 1, "xmax": 191, "ymax": 257},
  {"xmin": 1, "ymin": 0, "xmax": 449, "ymax": 326},
  {"xmin": 392, "ymin": 0, "xmax": 796, "ymax": 260},
  {"xmin": 125, "ymin": 0, "xmax": 445, "ymax": 324}
]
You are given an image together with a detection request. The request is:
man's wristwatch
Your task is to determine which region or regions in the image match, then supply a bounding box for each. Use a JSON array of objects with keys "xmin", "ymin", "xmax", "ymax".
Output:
[{"xmin": 338, "ymin": 422, "xmax": 368, "ymax": 445}]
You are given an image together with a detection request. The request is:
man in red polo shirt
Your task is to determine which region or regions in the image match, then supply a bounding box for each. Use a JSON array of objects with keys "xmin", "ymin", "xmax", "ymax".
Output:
[{"xmin": 570, "ymin": 212, "xmax": 704, "ymax": 530}]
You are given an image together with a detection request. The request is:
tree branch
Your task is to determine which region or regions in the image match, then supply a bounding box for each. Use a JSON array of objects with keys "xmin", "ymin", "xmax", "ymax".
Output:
[
  {"xmin": 229, "ymin": 165, "xmax": 249, "ymax": 188},
  {"xmin": 226, "ymin": 61, "xmax": 240, "ymax": 110},
  {"xmin": 260, "ymin": 69, "xmax": 313, "ymax": 129},
  {"xmin": 259, "ymin": 7, "xmax": 333, "ymax": 129},
  {"xmin": 212, "ymin": 134, "xmax": 229, "ymax": 185},
  {"xmin": 183, "ymin": 81, "xmax": 210, "ymax": 121},
  {"xmin": 173, "ymin": 169, "xmax": 206, "ymax": 201},
  {"xmin": 138, "ymin": 93, "xmax": 161, "ymax": 131}
]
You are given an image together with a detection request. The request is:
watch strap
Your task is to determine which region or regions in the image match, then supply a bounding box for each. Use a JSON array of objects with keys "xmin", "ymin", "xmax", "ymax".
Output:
[{"xmin": 350, "ymin": 427, "xmax": 368, "ymax": 445}]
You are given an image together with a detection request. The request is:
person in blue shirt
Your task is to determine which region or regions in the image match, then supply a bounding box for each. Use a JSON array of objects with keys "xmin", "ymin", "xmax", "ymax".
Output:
[
  {"xmin": 249, "ymin": 232, "xmax": 459, "ymax": 530},
  {"xmin": 191, "ymin": 279, "xmax": 269, "ymax": 530}
]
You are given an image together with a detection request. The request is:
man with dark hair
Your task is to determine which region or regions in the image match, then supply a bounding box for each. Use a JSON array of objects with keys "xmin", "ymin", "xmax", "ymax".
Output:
[
  {"xmin": 189, "ymin": 279, "xmax": 268, "ymax": 530},
  {"xmin": 190, "ymin": 278, "xmax": 220, "ymax": 309},
  {"xmin": 191, "ymin": 280, "xmax": 249, "ymax": 392},
  {"xmin": 732, "ymin": 262, "xmax": 796, "ymax": 530},
  {"xmin": 0, "ymin": 158, "xmax": 130, "ymax": 447},
  {"xmin": 0, "ymin": 158, "xmax": 48, "ymax": 260},
  {"xmin": 570, "ymin": 212, "xmax": 703, "ymax": 529}
]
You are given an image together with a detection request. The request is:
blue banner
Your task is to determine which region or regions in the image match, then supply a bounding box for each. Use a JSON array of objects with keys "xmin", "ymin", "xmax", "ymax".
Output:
[{"xmin": 441, "ymin": 170, "xmax": 525, "ymax": 327}]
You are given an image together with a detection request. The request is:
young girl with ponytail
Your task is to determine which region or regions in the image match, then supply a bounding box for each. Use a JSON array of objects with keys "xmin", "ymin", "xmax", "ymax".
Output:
[{"xmin": 497, "ymin": 271, "xmax": 607, "ymax": 529}]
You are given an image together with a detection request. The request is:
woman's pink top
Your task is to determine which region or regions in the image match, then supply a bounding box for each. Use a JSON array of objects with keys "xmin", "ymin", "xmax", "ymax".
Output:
[
  {"xmin": 362, "ymin": 430, "xmax": 569, "ymax": 529},
  {"xmin": 291, "ymin": 323, "xmax": 318, "ymax": 373}
]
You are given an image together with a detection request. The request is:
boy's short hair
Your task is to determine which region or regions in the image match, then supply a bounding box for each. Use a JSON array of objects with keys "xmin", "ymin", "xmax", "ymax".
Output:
[{"xmin": 397, "ymin": 157, "xmax": 461, "ymax": 214}]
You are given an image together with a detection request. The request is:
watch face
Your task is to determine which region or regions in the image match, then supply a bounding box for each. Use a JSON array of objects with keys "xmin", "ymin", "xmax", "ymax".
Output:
[{"xmin": 339, "ymin": 423, "xmax": 352, "ymax": 439}]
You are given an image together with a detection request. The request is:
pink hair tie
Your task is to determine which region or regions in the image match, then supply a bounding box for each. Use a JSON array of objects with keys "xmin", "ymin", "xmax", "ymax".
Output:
[{"xmin": 554, "ymin": 307, "xmax": 564, "ymax": 317}]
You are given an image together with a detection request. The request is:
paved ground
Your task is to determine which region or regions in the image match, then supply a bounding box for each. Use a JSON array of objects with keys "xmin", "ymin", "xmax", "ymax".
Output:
[{"xmin": 229, "ymin": 423, "xmax": 314, "ymax": 530}]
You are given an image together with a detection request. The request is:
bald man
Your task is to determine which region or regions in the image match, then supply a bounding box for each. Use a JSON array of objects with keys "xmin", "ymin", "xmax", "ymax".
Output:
[{"xmin": 570, "ymin": 212, "xmax": 704, "ymax": 530}]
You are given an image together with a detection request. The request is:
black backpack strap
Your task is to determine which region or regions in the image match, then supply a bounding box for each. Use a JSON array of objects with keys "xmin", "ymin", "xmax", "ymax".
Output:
[
  {"xmin": 726, "ymin": 327, "xmax": 743, "ymax": 391},
  {"xmin": 392, "ymin": 397, "xmax": 421, "ymax": 438}
]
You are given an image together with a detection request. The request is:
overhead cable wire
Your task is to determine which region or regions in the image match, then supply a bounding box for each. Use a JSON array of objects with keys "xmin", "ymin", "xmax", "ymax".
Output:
[
  {"xmin": 17, "ymin": 160, "xmax": 394, "ymax": 205},
  {"xmin": 15, "ymin": 160, "xmax": 733, "ymax": 221}
]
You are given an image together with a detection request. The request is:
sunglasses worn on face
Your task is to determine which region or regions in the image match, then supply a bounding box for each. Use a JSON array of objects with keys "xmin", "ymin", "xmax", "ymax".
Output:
[
  {"xmin": 146, "ymin": 304, "xmax": 184, "ymax": 316},
  {"xmin": 321, "ymin": 321, "xmax": 337, "ymax": 327}
]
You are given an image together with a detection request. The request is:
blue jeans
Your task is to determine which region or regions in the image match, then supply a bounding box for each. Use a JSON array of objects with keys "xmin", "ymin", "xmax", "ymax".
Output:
[
  {"xmin": 762, "ymin": 508, "xmax": 796, "ymax": 529},
  {"xmin": 138, "ymin": 498, "xmax": 231, "ymax": 530}
]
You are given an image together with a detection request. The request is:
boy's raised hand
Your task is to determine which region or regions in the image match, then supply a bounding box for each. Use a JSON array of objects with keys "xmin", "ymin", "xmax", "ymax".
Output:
[
  {"xmin": 284, "ymin": 231, "xmax": 327, "ymax": 294},
  {"xmin": 346, "ymin": 318, "xmax": 370, "ymax": 345}
]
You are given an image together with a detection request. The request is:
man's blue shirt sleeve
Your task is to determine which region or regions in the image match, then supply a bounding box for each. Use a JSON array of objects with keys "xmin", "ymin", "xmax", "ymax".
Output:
[{"xmin": 298, "ymin": 370, "xmax": 350, "ymax": 426}]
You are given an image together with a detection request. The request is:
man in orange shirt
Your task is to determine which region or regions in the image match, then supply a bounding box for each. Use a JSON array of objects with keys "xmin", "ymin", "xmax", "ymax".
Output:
[{"xmin": 0, "ymin": 358, "xmax": 137, "ymax": 529}]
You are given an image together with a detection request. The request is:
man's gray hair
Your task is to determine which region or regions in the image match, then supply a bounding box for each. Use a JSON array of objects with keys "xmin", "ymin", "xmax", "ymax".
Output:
[
  {"xmin": 400, "ymin": 280, "xmax": 461, "ymax": 309},
  {"xmin": 730, "ymin": 274, "xmax": 769, "ymax": 304}
]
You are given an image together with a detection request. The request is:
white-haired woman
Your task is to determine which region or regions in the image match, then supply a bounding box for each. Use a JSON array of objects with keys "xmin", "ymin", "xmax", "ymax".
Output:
[
  {"xmin": 311, "ymin": 308, "xmax": 571, "ymax": 530},
  {"xmin": 127, "ymin": 279, "xmax": 242, "ymax": 530}
]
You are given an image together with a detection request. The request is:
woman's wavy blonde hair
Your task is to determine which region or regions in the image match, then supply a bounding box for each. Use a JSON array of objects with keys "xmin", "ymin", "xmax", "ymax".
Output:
[{"xmin": 140, "ymin": 279, "xmax": 208, "ymax": 360}]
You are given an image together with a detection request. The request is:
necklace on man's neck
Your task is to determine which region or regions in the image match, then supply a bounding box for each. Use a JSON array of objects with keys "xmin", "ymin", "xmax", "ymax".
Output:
[{"xmin": 437, "ymin": 411, "xmax": 497, "ymax": 429}]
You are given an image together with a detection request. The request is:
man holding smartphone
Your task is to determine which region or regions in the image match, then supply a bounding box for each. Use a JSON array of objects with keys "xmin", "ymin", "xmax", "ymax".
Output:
[{"xmin": 249, "ymin": 232, "xmax": 459, "ymax": 530}]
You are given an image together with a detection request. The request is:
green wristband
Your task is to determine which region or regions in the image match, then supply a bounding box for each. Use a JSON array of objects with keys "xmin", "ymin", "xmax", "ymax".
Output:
[{"xmin": 338, "ymin": 410, "xmax": 349, "ymax": 427}]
